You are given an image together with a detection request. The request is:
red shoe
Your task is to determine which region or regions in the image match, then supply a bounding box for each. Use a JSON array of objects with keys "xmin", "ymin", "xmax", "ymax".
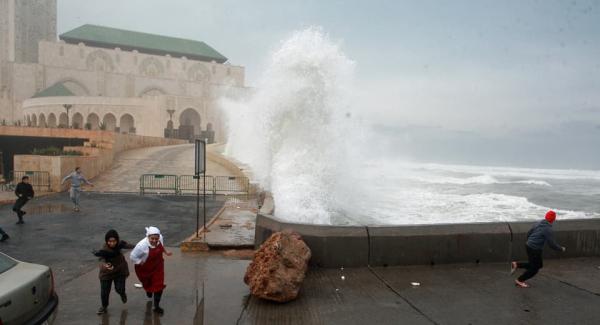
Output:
[{"xmin": 515, "ymin": 279, "xmax": 530, "ymax": 288}]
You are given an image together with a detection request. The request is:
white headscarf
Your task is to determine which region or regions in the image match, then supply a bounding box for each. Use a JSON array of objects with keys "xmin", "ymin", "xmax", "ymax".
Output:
[{"xmin": 130, "ymin": 226, "xmax": 164, "ymax": 265}]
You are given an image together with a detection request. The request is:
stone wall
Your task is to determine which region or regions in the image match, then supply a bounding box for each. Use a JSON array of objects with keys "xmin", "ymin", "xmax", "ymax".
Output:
[{"xmin": 5, "ymin": 126, "xmax": 186, "ymax": 191}]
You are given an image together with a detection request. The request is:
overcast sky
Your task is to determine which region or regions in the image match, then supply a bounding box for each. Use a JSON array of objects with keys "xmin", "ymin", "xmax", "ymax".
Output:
[{"xmin": 58, "ymin": 0, "xmax": 600, "ymax": 138}]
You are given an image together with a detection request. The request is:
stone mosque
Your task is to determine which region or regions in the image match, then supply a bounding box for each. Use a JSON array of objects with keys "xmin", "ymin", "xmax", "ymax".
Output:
[{"xmin": 0, "ymin": 0, "xmax": 246, "ymax": 143}]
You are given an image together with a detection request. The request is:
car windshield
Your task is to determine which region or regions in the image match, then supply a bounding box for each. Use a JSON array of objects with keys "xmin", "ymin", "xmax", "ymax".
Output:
[{"xmin": 0, "ymin": 254, "xmax": 17, "ymax": 274}]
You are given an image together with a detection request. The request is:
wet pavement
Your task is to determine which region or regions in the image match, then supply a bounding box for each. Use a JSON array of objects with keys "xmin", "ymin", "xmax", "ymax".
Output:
[
  {"xmin": 0, "ymin": 193, "xmax": 225, "ymax": 288},
  {"xmin": 240, "ymin": 258, "xmax": 600, "ymax": 324},
  {"xmin": 2, "ymin": 193, "xmax": 600, "ymax": 324},
  {"xmin": 205, "ymin": 208, "xmax": 256, "ymax": 249},
  {"xmin": 56, "ymin": 250, "xmax": 250, "ymax": 325}
]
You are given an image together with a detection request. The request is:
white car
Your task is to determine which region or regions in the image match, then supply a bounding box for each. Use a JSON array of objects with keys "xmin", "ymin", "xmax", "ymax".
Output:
[{"xmin": 0, "ymin": 252, "xmax": 58, "ymax": 325}]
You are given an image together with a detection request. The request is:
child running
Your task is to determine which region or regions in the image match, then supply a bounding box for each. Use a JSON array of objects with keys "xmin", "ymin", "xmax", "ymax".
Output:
[
  {"xmin": 130, "ymin": 226, "xmax": 172, "ymax": 315},
  {"xmin": 93, "ymin": 229, "xmax": 135, "ymax": 314}
]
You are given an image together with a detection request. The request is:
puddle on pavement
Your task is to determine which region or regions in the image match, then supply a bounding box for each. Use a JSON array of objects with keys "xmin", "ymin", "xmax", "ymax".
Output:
[{"xmin": 24, "ymin": 203, "xmax": 71, "ymax": 214}]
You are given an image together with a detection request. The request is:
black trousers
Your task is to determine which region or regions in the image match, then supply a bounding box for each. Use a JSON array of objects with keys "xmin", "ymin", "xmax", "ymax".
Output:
[
  {"xmin": 100, "ymin": 277, "xmax": 126, "ymax": 307},
  {"xmin": 517, "ymin": 245, "xmax": 543, "ymax": 282},
  {"xmin": 12, "ymin": 197, "xmax": 28, "ymax": 217}
]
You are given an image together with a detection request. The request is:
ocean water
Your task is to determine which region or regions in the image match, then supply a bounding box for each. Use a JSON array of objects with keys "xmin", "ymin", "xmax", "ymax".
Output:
[
  {"xmin": 221, "ymin": 27, "xmax": 600, "ymax": 225},
  {"xmin": 347, "ymin": 160, "xmax": 600, "ymax": 225}
]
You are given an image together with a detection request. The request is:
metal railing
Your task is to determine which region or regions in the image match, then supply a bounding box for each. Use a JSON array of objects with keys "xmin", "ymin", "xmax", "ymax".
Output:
[
  {"xmin": 139, "ymin": 174, "xmax": 178, "ymax": 195},
  {"xmin": 178, "ymin": 175, "xmax": 215, "ymax": 195},
  {"xmin": 139, "ymin": 174, "xmax": 250, "ymax": 196},
  {"xmin": 214, "ymin": 176, "xmax": 250, "ymax": 194},
  {"xmin": 10, "ymin": 171, "xmax": 51, "ymax": 192}
]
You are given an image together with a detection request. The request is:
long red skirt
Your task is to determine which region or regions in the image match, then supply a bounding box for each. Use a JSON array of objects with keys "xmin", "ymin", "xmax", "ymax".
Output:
[{"xmin": 134, "ymin": 243, "xmax": 166, "ymax": 293}]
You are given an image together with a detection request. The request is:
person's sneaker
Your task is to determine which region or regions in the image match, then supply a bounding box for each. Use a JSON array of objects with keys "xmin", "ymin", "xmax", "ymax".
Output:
[
  {"xmin": 16, "ymin": 220, "xmax": 24, "ymax": 225},
  {"xmin": 510, "ymin": 261, "xmax": 517, "ymax": 275},
  {"xmin": 74, "ymin": 207, "xmax": 80, "ymax": 212},
  {"xmin": 96, "ymin": 306, "xmax": 107, "ymax": 314},
  {"xmin": 0, "ymin": 234, "xmax": 9, "ymax": 242},
  {"xmin": 514, "ymin": 279, "xmax": 530, "ymax": 288},
  {"xmin": 120, "ymin": 293, "xmax": 127, "ymax": 304},
  {"xmin": 153, "ymin": 307, "xmax": 164, "ymax": 315}
]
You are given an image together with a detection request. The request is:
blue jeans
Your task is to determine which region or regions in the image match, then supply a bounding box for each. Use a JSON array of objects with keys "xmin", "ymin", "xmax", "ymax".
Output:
[{"xmin": 70, "ymin": 187, "xmax": 81, "ymax": 207}]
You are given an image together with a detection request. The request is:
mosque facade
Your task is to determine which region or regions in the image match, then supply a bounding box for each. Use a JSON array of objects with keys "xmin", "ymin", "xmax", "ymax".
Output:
[{"xmin": 0, "ymin": 0, "xmax": 245, "ymax": 142}]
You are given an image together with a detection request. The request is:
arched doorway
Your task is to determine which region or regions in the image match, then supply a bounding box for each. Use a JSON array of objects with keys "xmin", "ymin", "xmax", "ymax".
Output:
[
  {"xmin": 120, "ymin": 114, "xmax": 135, "ymax": 134},
  {"xmin": 31, "ymin": 114, "xmax": 37, "ymax": 127},
  {"xmin": 39, "ymin": 114, "xmax": 47, "ymax": 128},
  {"xmin": 59, "ymin": 113, "xmax": 68, "ymax": 128},
  {"xmin": 103, "ymin": 113, "xmax": 117, "ymax": 132},
  {"xmin": 178, "ymin": 108, "xmax": 201, "ymax": 141},
  {"xmin": 72, "ymin": 113, "xmax": 83, "ymax": 129},
  {"xmin": 26, "ymin": 115, "xmax": 31, "ymax": 127},
  {"xmin": 86, "ymin": 113, "xmax": 100, "ymax": 130},
  {"xmin": 47, "ymin": 113, "xmax": 57, "ymax": 128}
]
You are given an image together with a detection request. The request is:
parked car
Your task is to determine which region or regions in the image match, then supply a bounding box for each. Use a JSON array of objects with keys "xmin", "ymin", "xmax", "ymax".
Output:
[{"xmin": 0, "ymin": 252, "xmax": 58, "ymax": 325}]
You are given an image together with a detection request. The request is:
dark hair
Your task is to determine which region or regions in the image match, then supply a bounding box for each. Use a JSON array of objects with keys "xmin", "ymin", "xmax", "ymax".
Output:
[
  {"xmin": 105, "ymin": 229, "xmax": 120, "ymax": 243},
  {"xmin": 22, "ymin": 176, "xmax": 29, "ymax": 181},
  {"xmin": 75, "ymin": 167, "xmax": 81, "ymax": 171}
]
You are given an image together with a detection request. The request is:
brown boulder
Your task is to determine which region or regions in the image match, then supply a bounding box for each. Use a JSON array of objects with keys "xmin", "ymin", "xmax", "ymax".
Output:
[{"xmin": 244, "ymin": 231, "xmax": 311, "ymax": 302}]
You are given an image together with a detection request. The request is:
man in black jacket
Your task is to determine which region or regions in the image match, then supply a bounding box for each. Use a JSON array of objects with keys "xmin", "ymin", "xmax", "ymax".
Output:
[
  {"xmin": 13, "ymin": 175, "xmax": 34, "ymax": 224},
  {"xmin": 511, "ymin": 210, "xmax": 566, "ymax": 288}
]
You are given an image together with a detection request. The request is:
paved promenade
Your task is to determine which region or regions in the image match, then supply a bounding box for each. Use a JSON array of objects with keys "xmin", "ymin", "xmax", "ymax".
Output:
[{"xmin": 92, "ymin": 143, "xmax": 236, "ymax": 193}]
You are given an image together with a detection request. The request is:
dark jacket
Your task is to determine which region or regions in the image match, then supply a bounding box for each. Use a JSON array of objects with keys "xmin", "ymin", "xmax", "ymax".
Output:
[
  {"xmin": 526, "ymin": 220, "xmax": 562, "ymax": 251},
  {"xmin": 94, "ymin": 241, "xmax": 135, "ymax": 280},
  {"xmin": 15, "ymin": 182, "xmax": 34, "ymax": 200}
]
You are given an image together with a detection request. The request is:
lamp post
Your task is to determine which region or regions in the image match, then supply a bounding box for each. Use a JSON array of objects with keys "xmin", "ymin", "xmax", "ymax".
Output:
[
  {"xmin": 63, "ymin": 104, "xmax": 72, "ymax": 128},
  {"xmin": 167, "ymin": 109, "xmax": 175, "ymax": 138}
]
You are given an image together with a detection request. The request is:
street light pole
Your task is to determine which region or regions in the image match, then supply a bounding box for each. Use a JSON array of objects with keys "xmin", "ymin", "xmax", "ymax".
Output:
[
  {"xmin": 167, "ymin": 109, "xmax": 176, "ymax": 138},
  {"xmin": 63, "ymin": 104, "xmax": 72, "ymax": 128}
]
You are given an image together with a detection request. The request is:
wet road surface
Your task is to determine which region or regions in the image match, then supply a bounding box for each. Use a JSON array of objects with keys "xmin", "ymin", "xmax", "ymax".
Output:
[{"xmin": 3, "ymin": 193, "xmax": 600, "ymax": 324}]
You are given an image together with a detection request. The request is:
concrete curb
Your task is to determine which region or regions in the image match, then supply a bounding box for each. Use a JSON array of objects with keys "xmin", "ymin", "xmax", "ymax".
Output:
[
  {"xmin": 255, "ymin": 214, "xmax": 600, "ymax": 268},
  {"xmin": 180, "ymin": 204, "xmax": 227, "ymax": 252}
]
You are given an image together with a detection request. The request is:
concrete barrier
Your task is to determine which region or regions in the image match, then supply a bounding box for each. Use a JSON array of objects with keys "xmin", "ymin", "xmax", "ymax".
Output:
[
  {"xmin": 256, "ymin": 214, "xmax": 369, "ymax": 268},
  {"xmin": 368, "ymin": 222, "xmax": 511, "ymax": 266},
  {"xmin": 255, "ymin": 214, "xmax": 600, "ymax": 268}
]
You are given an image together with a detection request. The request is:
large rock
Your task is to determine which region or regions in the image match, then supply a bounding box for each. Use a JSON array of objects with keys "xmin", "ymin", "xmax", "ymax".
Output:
[{"xmin": 244, "ymin": 231, "xmax": 312, "ymax": 302}]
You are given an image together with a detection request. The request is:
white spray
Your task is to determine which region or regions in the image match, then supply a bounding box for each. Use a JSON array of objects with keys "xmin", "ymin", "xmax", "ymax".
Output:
[{"xmin": 221, "ymin": 27, "xmax": 364, "ymax": 224}]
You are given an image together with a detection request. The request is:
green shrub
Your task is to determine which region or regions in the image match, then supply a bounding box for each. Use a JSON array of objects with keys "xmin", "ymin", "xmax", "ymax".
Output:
[{"xmin": 31, "ymin": 146, "xmax": 83, "ymax": 156}]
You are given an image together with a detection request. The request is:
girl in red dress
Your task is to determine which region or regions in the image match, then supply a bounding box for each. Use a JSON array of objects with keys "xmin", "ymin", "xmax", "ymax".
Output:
[{"xmin": 130, "ymin": 226, "xmax": 172, "ymax": 314}]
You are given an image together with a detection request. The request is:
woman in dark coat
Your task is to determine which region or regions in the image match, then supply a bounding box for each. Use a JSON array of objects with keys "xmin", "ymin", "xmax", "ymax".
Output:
[{"xmin": 93, "ymin": 229, "xmax": 134, "ymax": 314}]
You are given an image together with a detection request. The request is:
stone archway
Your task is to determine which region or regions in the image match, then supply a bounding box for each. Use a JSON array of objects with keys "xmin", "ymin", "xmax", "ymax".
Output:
[
  {"xmin": 103, "ymin": 113, "xmax": 117, "ymax": 132},
  {"xmin": 26, "ymin": 115, "xmax": 31, "ymax": 127},
  {"xmin": 139, "ymin": 87, "xmax": 166, "ymax": 98},
  {"xmin": 31, "ymin": 114, "xmax": 37, "ymax": 127},
  {"xmin": 47, "ymin": 113, "xmax": 57, "ymax": 128},
  {"xmin": 178, "ymin": 108, "xmax": 201, "ymax": 140},
  {"xmin": 39, "ymin": 113, "xmax": 47, "ymax": 128},
  {"xmin": 59, "ymin": 113, "xmax": 68, "ymax": 128},
  {"xmin": 86, "ymin": 113, "xmax": 100, "ymax": 130},
  {"xmin": 72, "ymin": 112, "xmax": 84, "ymax": 129},
  {"xmin": 120, "ymin": 114, "xmax": 135, "ymax": 134}
]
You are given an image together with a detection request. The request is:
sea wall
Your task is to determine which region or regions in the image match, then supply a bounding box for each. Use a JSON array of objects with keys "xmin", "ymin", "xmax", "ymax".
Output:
[{"xmin": 255, "ymin": 214, "xmax": 600, "ymax": 268}]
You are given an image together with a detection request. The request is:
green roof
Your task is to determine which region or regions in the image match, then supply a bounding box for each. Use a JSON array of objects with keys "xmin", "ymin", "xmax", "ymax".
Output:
[
  {"xmin": 59, "ymin": 24, "xmax": 228, "ymax": 63},
  {"xmin": 33, "ymin": 82, "xmax": 75, "ymax": 98}
]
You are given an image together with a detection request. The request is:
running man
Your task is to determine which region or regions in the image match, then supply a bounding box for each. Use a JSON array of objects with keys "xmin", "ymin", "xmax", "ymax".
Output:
[
  {"xmin": 13, "ymin": 175, "xmax": 34, "ymax": 224},
  {"xmin": 61, "ymin": 167, "xmax": 94, "ymax": 211},
  {"xmin": 511, "ymin": 210, "xmax": 566, "ymax": 288}
]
